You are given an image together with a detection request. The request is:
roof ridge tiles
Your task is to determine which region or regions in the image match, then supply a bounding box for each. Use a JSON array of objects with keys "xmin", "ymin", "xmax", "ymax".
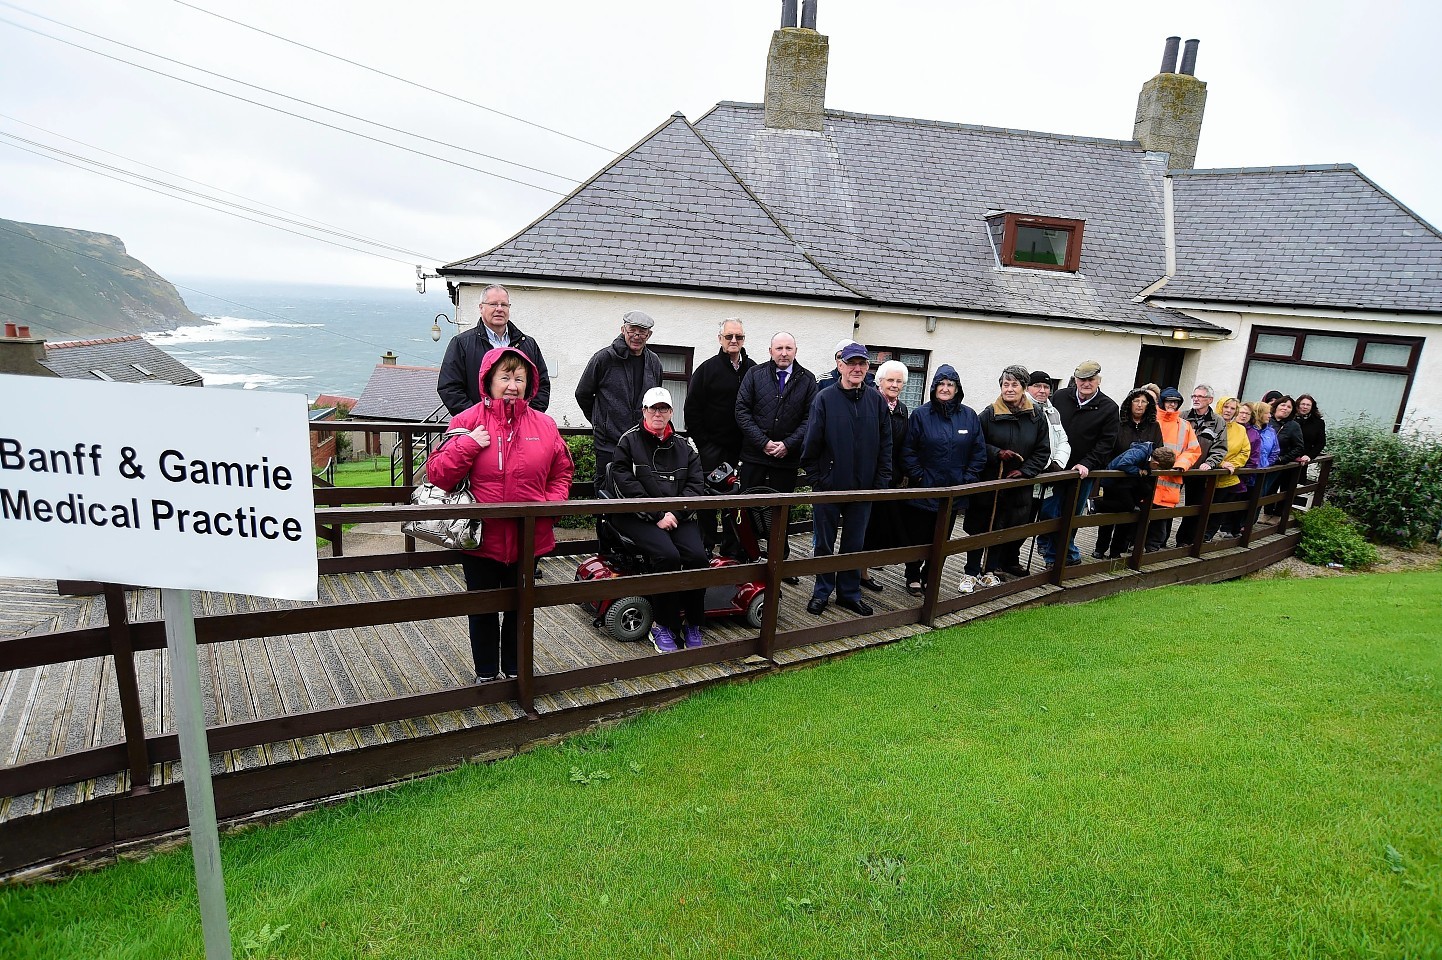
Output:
[
  {"xmin": 1169, "ymin": 163, "xmax": 1361, "ymax": 177},
  {"xmin": 45, "ymin": 334, "xmax": 143, "ymax": 349},
  {"xmin": 709, "ymin": 101, "xmax": 1142, "ymax": 150}
]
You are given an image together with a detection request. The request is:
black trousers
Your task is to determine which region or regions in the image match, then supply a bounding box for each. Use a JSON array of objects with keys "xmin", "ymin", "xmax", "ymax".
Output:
[
  {"xmin": 609, "ymin": 514, "xmax": 708, "ymax": 630},
  {"xmin": 739, "ymin": 461, "xmax": 799, "ymax": 559},
  {"xmin": 1205, "ymin": 484, "xmax": 1245, "ymax": 539},
  {"xmin": 902, "ymin": 504, "xmax": 958, "ymax": 587},
  {"xmin": 1096, "ymin": 479, "xmax": 1145, "ymax": 556},
  {"xmin": 1176, "ymin": 476, "xmax": 1208, "ymax": 546},
  {"xmin": 459, "ymin": 554, "xmax": 518, "ymax": 678}
]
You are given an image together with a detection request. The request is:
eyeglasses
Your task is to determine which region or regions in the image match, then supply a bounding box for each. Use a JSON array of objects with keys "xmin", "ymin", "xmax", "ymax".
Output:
[
  {"xmin": 483, "ymin": 301, "xmax": 510, "ymax": 309},
  {"xmin": 840, "ymin": 357, "xmax": 870, "ymax": 367},
  {"xmin": 721, "ymin": 334, "xmax": 745, "ymax": 342},
  {"xmin": 624, "ymin": 325, "xmax": 652, "ymax": 336},
  {"xmin": 1191, "ymin": 393, "xmax": 1211, "ymax": 400}
]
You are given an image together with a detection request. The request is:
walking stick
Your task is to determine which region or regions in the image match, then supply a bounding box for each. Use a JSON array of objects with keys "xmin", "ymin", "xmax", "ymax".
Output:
[{"xmin": 978, "ymin": 459, "xmax": 1006, "ymax": 574}]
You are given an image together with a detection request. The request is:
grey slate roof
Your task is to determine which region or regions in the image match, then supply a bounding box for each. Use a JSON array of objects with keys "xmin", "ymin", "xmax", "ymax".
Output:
[
  {"xmin": 445, "ymin": 113, "xmax": 855, "ymax": 300},
  {"xmin": 351, "ymin": 364, "xmax": 445, "ymax": 422},
  {"xmin": 40, "ymin": 335, "xmax": 202, "ymax": 385},
  {"xmin": 1164, "ymin": 165, "xmax": 1442, "ymax": 311}
]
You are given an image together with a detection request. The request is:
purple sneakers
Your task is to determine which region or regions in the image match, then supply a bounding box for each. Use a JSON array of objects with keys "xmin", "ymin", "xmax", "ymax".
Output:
[
  {"xmin": 652, "ymin": 624, "xmax": 679, "ymax": 653},
  {"xmin": 683, "ymin": 625, "xmax": 704, "ymax": 649}
]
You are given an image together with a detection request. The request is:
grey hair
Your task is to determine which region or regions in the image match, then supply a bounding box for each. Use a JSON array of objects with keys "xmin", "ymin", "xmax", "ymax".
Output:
[
  {"xmin": 480, "ymin": 283, "xmax": 510, "ymax": 301},
  {"xmin": 875, "ymin": 359, "xmax": 909, "ymax": 383},
  {"xmin": 1193, "ymin": 383, "xmax": 1215, "ymax": 399},
  {"xmin": 718, "ymin": 317, "xmax": 744, "ymax": 332},
  {"xmin": 1000, "ymin": 364, "xmax": 1030, "ymax": 385}
]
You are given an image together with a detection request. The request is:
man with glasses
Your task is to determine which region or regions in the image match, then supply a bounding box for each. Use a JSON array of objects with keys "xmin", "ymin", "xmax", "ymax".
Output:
[
  {"xmin": 1039, "ymin": 360, "xmax": 1119, "ymax": 570},
  {"xmin": 800, "ymin": 341, "xmax": 892, "ymax": 617},
  {"xmin": 576, "ymin": 310, "xmax": 663, "ymax": 479},
  {"xmin": 684, "ymin": 318, "xmax": 756, "ymax": 557},
  {"xmin": 1175, "ymin": 383, "xmax": 1227, "ymax": 548},
  {"xmin": 437, "ymin": 284, "xmax": 552, "ymax": 415}
]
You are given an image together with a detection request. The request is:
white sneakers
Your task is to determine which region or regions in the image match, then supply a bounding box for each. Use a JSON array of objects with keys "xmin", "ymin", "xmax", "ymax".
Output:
[{"xmin": 958, "ymin": 572, "xmax": 1003, "ymax": 594}]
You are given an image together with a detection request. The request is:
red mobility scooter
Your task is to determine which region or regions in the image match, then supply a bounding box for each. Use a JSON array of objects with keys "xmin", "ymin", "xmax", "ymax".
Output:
[{"xmin": 576, "ymin": 463, "xmax": 775, "ymax": 642}]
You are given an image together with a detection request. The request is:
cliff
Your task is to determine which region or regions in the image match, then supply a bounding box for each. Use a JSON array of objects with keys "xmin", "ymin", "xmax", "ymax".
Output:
[{"xmin": 0, "ymin": 217, "xmax": 202, "ymax": 339}]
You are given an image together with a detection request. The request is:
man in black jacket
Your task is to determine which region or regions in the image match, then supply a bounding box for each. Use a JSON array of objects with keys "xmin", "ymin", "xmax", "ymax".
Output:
[
  {"xmin": 575, "ymin": 311, "xmax": 664, "ymax": 480},
  {"xmin": 436, "ymin": 284, "xmax": 551, "ymax": 415},
  {"xmin": 735, "ymin": 332, "xmax": 817, "ymax": 576},
  {"xmin": 684, "ymin": 318, "xmax": 755, "ymax": 556},
  {"xmin": 800, "ymin": 341, "xmax": 891, "ymax": 616},
  {"xmin": 1039, "ymin": 360, "xmax": 1119, "ymax": 568}
]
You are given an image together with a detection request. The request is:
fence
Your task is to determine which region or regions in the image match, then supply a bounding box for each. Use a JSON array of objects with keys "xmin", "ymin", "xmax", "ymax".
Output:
[{"xmin": 0, "ymin": 418, "xmax": 1327, "ymax": 875}]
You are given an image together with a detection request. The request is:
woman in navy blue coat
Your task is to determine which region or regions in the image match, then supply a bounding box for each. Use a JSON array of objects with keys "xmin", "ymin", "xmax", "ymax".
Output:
[{"xmin": 900, "ymin": 365, "xmax": 986, "ymax": 595}]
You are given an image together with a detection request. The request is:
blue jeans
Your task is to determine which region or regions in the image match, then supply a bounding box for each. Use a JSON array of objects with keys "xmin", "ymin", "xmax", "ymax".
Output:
[
  {"xmin": 811, "ymin": 500, "xmax": 873, "ymax": 603},
  {"xmin": 1038, "ymin": 477, "xmax": 1093, "ymax": 565}
]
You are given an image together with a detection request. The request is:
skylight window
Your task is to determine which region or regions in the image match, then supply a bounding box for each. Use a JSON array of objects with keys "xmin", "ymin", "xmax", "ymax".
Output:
[{"xmin": 988, "ymin": 213, "xmax": 1085, "ymax": 272}]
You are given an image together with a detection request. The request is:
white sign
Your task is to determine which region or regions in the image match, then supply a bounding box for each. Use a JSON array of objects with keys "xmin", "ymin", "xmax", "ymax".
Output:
[{"xmin": 0, "ymin": 375, "xmax": 318, "ymax": 601}]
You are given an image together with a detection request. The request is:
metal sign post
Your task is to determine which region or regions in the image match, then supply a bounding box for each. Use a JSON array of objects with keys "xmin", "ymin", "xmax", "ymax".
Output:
[{"xmin": 163, "ymin": 588, "xmax": 233, "ymax": 960}]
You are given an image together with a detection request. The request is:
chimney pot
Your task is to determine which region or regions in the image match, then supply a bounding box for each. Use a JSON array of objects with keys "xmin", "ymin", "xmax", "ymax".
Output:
[
  {"xmin": 3, "ymin": 322, "xmax": 16, "ymax": 338},
  {"xmin": 17, "ymin": 326, "xmax": 31, "ymax": 339},
  {"xmin": 780, "ymin": 0, "xmax": 797, "ymax": 28},
  {"xmin": 1160, "ymin": 36, "xmax": 1180, "ymax": 74},
  {"xmin": 381, "ymin": 351, "xmax": 397, "ymax": 365},
  {"xmin": 1179, "ymin": 39, "xmax": 1199, "ymax": 76},
  {"xmin": 799, "ymin": 0, "xmax": 818, "ymax": 30}
]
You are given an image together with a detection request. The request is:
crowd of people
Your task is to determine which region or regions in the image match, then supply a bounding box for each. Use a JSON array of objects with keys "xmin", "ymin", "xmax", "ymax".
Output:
[{"xmin": 429, "ymin": 286, "xmax": 1326, "ymax": 674}]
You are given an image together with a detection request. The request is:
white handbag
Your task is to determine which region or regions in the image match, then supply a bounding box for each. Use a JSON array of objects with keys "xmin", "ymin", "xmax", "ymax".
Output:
[{"xmin": 401, "ymin": 431, "xmax": 482, "ymax": 550}]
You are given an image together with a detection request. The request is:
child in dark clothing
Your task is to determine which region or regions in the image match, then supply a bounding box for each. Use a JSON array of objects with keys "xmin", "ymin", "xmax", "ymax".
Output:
[{"xmin": 1095, "ymin": 443, "xmax": 1176, "ymax": 558}]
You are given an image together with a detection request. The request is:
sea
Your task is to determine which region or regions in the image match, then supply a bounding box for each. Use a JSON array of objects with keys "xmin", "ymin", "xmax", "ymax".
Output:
[{"xmin": 149, "ymin": 279, "xmax": 456, "ymax": 402}]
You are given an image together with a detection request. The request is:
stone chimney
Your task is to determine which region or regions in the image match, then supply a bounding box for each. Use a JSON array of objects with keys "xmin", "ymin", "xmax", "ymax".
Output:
[
  {"xmin": 381, "ymin": 351, "xmax": 398, "ymax": 365},
  {"xmin": 1133, "ymin": 37, "xmax": 1207, "ymax": 169},
  {"xmin": 764, "ymin": 0, "xmax": 829, "ymax": 132},
  {"xmin": 0, "ymin": 323, "xmax": 56, "ymax": 377}
]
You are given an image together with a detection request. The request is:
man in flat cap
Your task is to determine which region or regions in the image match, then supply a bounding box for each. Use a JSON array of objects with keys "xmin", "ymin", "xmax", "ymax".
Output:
[
  {"xmin": 1039, "ymin": 360, "xmax": 1118, "ymax": 569},
  {"xmin": 576, "ymin": 310, "xmax": 664, "ymax": 480}
]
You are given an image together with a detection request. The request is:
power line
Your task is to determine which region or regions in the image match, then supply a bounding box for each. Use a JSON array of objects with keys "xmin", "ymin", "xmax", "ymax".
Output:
[
  {"xmin": 172, "ymin": 0, "xmax": 617, "ymax": 156},
  {"xmin": 0, "ymin": 111, "xmax": 439, "ymax": 258},
  {"xmin": 0, "ymin": 4, "xmax": 1107, "ymax": 323},
  {"xmin": 0, "ymin": 130, "xmax": 439, "ymax": 261},
  {"xmin": 0, "ymin": 137, "xmax": 425, "ymax": 266}
]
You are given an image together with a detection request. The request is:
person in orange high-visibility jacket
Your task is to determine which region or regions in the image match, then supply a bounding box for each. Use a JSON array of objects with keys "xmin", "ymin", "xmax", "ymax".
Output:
[{"xmin": 1145, "ymin": 388, "xmax": 1201, "ymax": 550}]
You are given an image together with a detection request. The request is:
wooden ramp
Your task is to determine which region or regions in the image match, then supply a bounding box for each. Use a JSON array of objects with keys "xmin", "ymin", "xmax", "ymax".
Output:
[{"xmin": 0, "ymin": 524, "xmax": 1300, "ymax": 876}]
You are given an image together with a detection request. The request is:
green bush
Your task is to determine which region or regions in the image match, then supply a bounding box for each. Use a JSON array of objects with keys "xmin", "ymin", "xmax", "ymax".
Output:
[
  {"xmin": 557, "ymin": 434, "xmax": 596, "ymax": 530},
  {"xmin": 1297, "ymin": 504, "xmax": 1379, "ymax": 569},
  {"xmin": 1324, "ymin": 422, "xmax": 1442, "ymax": 547}
]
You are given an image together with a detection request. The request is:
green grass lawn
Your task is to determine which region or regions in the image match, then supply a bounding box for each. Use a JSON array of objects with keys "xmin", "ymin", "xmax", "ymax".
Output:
[
  {"xmin": 329, "ymin": 457, "xmax": 399, "ymax": 488},
  {"xmin": 3, "ymin": 572, "xmax": 1438, "ymax": 959}
]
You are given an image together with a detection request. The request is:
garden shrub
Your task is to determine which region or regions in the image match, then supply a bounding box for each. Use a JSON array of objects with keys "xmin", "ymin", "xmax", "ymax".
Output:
[
  {"xmin": 1324, "ymin": 422, "xmax": 1442, "ymax": 547},
  {"xmin": 1297, "ymin": 504, "xmax": 1378, "ymax": 569},
  {"xmin": 557, "ymin": 434, "xmax": 596, "ymax": 530}
]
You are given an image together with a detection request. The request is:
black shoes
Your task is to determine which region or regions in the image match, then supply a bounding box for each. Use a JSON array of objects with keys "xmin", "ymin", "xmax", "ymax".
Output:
[
  {"xmin": 835, "ymin": 597, "xmax": 873, "ymax": 616},
  {"xmin": 998, "ymin": 564, "xmax": 1030, "ymax": 579},
  {"xmin": 859, "ymin": 577, "xmax": 884, "ymax": 593},
  {"xmin": 783, "ymin": 576, "xmax": 801, "ymax": 585},
  {"xmin": 806, "ymin": 597, "xmax": 827, "ymax": 615}
]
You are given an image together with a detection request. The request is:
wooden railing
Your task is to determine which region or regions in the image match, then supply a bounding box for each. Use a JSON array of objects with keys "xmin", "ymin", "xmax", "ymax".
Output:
[{"xmin": 0, "ymin": 417, "xmax": 1329, "ymax": 871}]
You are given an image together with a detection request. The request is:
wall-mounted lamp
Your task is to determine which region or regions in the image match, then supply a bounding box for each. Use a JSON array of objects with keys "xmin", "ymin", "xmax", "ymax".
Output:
[
  {"xmin": 925, "ymin": 316, "xmax": 937, "ymax": 333},
  {"xmin": 1171, "ymin": 328, "xmax": 1190, "ymax": 341},
  {"xmin": 430, "ymin": 312, "xmax": 458, "ymax": 342}
]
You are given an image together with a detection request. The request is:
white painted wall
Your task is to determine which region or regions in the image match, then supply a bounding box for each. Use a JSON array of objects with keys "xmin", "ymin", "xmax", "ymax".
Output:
[
  {"xmin": 1178, "ymin": 306, "xmax": 1440, "ymax": 432},
  {"xmin": 453, "ymin": 281, "xmax": 1437, "ymax": 435}
]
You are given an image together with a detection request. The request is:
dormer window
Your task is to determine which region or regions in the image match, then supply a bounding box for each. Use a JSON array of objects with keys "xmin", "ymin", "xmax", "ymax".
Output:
[{"xmin": 988, "ymin": 213, "xmax": 1085, "ymax": 272}]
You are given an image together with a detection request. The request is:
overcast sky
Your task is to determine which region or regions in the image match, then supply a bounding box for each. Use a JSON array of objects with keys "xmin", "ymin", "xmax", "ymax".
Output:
[{"xmin": 2, "ymin": 0, "xmax": 1439, "ymax": 291}]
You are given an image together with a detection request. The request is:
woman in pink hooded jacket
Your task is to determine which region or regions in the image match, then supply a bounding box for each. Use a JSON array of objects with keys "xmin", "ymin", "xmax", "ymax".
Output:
[{"xmin": 425, "ymin": 347, "xmax": 573, "ymax": 682}]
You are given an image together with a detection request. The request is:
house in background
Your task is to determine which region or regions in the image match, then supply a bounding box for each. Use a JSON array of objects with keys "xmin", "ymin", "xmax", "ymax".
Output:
[
  {"xmin": 308, "ymin": 393, "xmax": 356, "ymax": 470},
  {"xmin": 437, "ymin": 10, "xmax": 1441, "ymax": 431},
  {"xmin": 351, "ymin": 351, "xmax": 443, "ymax": 459},
  {"xmin": 0, "ymin": 322, "xmax": 203, "ymax": 386}
]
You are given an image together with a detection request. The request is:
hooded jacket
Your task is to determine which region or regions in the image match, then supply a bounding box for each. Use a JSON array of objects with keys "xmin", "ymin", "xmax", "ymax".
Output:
[
  {"xmin": 901, "ymin": 365, "xmax": 986, "ymax": 513},
  {"xmin": 1116, "ymin": 388, "xmax": 1165, "ymax": 453},
  {"xmin": 1154, "ymin": 402, "xmax": 1201, "ymax": 508},
  {"xmin": 801, "ymin": 379, "xmax": 892, "ymax": 492},
  {"xmin": 574, "ymin": 335, "xmax": 664, "ymax": 458},
  {"xmin": 437, "ymin": 320, "xmax": 551, "ymax": 415},
  {"xmin": 735, "ymin": 360, "xmax": 818, "ymax": 468},
  {"xmin": 1212, "ymin": 396, "xmax": 1252, "ymax": 490},
  {"xmin": 426, "ymin": 347, "xmax": 574, "ymax": 563}
]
